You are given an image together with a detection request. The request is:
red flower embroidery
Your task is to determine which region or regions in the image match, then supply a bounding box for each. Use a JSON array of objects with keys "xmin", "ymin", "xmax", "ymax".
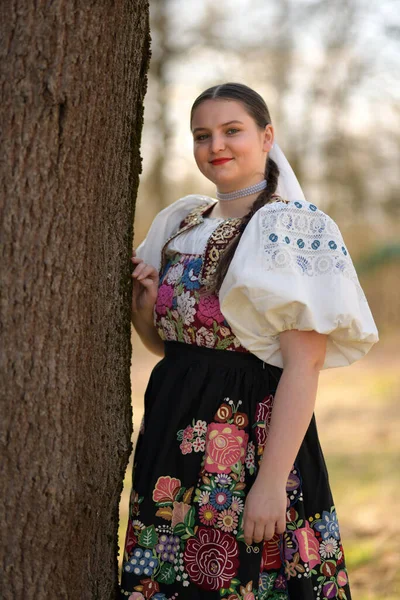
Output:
[
  {"xmin": 205, "ymin": 423, "xmax": 248, "ymax": 474},
  {"xmin": 124, "ymin": 519, "xmax": 137, "ymax": 555},
  {"xmin": 140, "ymin": 578, "xmax": 160, "ymax": 599},
  {"xmin": 261, "ymin": 532, "xmax": 282, "ymax": 570},
  {"xmin": 152, "ymin": 476, "xmax": 181, "ymax": 503},
  {"xmin": 214, "ymin": 403, "xmax": 233, "ymax": 423},
  {"xmin": 183, "ymin": 527, "xmax": 239, "ymax": 590},
  {"xmin": 233, "ymin": 412, "xmax": 249, "ymax": 429}
]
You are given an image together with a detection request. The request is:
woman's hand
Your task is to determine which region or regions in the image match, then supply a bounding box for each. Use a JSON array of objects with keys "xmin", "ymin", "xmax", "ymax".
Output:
[
  {"xmin": 242, "ymin": 478, "xmax": 287, "ymax": 545},
  {"xmin": 130, "ymin": 249, "xmax": 159, "ymax": 318}
]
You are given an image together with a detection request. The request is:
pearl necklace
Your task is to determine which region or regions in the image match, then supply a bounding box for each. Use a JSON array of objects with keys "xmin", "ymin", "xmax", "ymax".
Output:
[{"xmin": 216, "ymin": 179, "xmax": 267, "ymax": 201}]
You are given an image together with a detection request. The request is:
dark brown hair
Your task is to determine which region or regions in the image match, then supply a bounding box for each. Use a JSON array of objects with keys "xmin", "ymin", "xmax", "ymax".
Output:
[{"xmin": 190, "ymin": 82, "xmax": 280, "ymax": 294}]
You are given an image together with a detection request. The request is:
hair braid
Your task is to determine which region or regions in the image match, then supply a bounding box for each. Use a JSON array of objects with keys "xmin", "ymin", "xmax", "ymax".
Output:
[{"xmin": 204, "ymin": 155, "xmax": 280, "ymax": 295}]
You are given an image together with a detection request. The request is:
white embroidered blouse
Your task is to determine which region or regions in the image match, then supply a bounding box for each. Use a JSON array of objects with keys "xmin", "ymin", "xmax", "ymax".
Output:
[{"xmin": 136, "ymin": 194, "xmax": 379, "ymax": 369}]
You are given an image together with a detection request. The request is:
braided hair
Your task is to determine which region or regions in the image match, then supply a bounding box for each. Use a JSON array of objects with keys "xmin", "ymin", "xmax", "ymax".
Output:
[{"xmin": 190, "ymin": 82, "xmax": 280, "ymax": 295}]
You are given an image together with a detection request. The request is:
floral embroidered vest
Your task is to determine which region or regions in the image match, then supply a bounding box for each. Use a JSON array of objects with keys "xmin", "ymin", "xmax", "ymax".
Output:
[{"xmin": 153, "ymin": 202, "xmax": 250, "ymax": 353}]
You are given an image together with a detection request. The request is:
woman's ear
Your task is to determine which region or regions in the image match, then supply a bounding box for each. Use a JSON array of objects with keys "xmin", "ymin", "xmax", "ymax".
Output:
[{"xmin": 263, "ymin": 124, "xmax": 275, "ymax": 152}]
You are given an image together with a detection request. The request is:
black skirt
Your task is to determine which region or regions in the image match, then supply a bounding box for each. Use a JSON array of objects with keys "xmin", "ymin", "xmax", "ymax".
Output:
[{"xmin": 120, "ymin": 341, "xmax": 352, "ymax": 600}]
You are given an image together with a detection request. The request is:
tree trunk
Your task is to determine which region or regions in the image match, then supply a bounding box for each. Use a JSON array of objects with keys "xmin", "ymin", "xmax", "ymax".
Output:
[{"xmin": 0, "ymin": 1, "xmax": 150, "ymax": 598}]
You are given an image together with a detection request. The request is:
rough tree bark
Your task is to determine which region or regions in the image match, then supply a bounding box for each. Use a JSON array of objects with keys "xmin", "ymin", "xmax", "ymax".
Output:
[{"xmin": 0, "ymin": 1, "xmax": 150, "ymax": 598}]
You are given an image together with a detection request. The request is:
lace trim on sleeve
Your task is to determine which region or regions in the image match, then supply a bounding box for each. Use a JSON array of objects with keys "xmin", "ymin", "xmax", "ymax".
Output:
[{"xmin": 260, "ymin": 201, "xmax": 366, "ymax": 302}]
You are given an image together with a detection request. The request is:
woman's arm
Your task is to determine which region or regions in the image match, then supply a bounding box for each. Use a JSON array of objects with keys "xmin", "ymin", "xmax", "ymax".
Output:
[
  {"xmin": 242, "ymin": 329, "xmax": 327, "ymax": 545},
  {"xmin": 131, "ymin": 250, "xmax": 165, "ymax": 357},
  {"xmin": 258, "ymin": 329, "xmax": 327, "ymax": 485},
  {"xmin": 131, "ymin": 310, "xmax": 165, "ymax": 356}
]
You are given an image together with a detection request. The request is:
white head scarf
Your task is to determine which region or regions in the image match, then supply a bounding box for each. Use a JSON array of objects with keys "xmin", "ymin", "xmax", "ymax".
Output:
[{"xmin": 269, "ymin": 142, "xmax": 306, "ymax": 202}]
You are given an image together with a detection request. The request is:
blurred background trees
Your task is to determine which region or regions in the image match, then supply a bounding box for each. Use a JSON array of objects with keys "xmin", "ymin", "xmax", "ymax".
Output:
[
  {"xmin": 136, "ymin": 0, "xmax": 399, "ymax": 333},
  {"xmin": 121, "ymin": 3, "xmax": 400, "ymax": 599}
]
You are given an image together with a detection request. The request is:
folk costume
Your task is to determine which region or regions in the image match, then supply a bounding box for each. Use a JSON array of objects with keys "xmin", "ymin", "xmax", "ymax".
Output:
[{"xmin": 120, "ymin": 146, "xmax": 378, "ymax": 600}]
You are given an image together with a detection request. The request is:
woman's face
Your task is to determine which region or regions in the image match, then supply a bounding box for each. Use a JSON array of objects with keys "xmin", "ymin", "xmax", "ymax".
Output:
[{"xmin": 191, "ymin": 99, "xmax": 274, "ymax": 193}]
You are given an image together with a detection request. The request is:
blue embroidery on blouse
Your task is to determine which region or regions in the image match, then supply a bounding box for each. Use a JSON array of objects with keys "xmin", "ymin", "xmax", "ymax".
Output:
[
  {"xmin": 297, "ymin": 239, "xmax": 305, "ymax": 249},
  {"xmin": 269, "ymin": 233, "xmax": 278, "ymax": 242},
  {"xmin": 311, "ymin": 240, "xmax": 320, "ymax": 250},
  {"xmin": 294, "ymin": 202, "xmax": 302, "ymax": 208},
  {"xmin": 296, "ymin": 256, "xmax": 311, "ymax": 273},
  {"xmin": 182, "ymin": 257, "xmax": 202, "ymax": 290}
]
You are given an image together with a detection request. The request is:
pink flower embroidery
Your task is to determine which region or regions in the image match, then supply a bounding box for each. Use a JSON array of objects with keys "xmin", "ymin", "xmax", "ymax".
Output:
[
  {"xmin": 183, "ymin": 527, "xmax": 239, "ymax": 590},
  {"xmin": 152, "ymin": 476, "xmax": 181, "ymax": 503},
  {"xmin": 183, "ymin": 426, "xmax": 194, "ymax": 440},
  {"xmin": 337, "ymin": 570, "xmax": 348, "ymax": 586},
  {"xmin": 294, "ymin": 520, "xmax": 321, "ymax": 569},
  {"xmin": 155, "ymin": 284, "xmax": 174, "ymax": 316},
  {"xmin": 217, "ymin": 509, "xmax": 238, "ymax": 532},
  {"xmin": 180, "ymin": 440, "xmax": 193, "ymax": 455},
  {"xmin": 205, "ymin": 424, "xmax": 248, "ymax": 474},
  {"xmin": 171, "ymin": 501, "xmax": 191, "ymax": 529},
  {"xmin": 197, "ymin": 296, "xmax": 225, "ymax": 327}
]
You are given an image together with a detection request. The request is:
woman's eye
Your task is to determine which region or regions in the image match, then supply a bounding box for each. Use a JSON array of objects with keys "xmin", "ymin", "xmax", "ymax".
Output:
[
  {"xmin": 195, "ymin": 134, "xmax": 209, "ymax": 141},
  {"xmin": 227, "ymin": 128, "xmax": 239, "ymax": 135}
]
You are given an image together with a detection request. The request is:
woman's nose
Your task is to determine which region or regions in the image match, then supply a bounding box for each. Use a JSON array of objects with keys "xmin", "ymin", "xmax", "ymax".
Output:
[{"xmin": 210, "ymin": 134, "xmax": 226, "ymax": 154}]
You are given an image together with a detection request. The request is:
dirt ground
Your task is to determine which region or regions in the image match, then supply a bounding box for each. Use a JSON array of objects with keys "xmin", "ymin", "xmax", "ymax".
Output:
[{"xmin": 119, "ymin": 331, "xmax": 400, "ymax": 600}]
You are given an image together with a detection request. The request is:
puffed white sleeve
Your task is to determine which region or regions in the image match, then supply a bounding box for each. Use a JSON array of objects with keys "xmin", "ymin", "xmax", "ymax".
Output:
[
  {"xmin": 135, "ymin": 195, "xmax": 215, "ymax": 271},
  {"xmin": 219, "ymin": 200, "xmax": 379, "ymax": 369}
]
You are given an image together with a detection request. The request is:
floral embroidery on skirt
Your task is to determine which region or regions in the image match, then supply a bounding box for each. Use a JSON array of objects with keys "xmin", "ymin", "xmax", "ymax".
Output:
[{"xmin": 119, "ymin": 341, "xmax": 351, "ymax": 599}]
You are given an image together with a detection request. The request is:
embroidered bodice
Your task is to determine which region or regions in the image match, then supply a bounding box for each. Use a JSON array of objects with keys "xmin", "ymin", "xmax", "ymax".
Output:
[{"xmin": 153, "ymin": 203, "xmax": 250, "ymax": 353}]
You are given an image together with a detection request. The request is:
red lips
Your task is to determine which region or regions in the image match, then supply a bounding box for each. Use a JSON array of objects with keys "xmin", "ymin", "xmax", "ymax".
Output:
[{"xmin": 210, "ymin": 158, "xmax": 233, "ymax": 165}]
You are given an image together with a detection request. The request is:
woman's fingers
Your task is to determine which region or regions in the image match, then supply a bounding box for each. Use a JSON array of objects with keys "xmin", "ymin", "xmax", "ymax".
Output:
[
  {"xmin": 137, "ymin": 277, "xmax": 156, "ymax": 290},
  {"xmin": 243, "ymin": 515, "xmax": 255, "ymax": 546},
  {"xmin": 131, "ymin": 256, "xmax": 143, "ymax": 267},
  {"xmin": 275, "ymin": 516, "xmax": 286, "ymax": 535},
  {"xmin": 244, "ymin": 516, "xmax": 284, "ymax": 545},
  {"xmin": 132, "ymin": 261, "xmax": 147, "ymax": 279},
  {"xmin": 253, "ymin": 522, "xmax": 266, "ymax": 544},
  {"xmin": 136, "ymin": 264, "xmax": 157, "ymax": 282},
  {"xmin": 262, "ymin": 523, "xmax": 276, "ymax": 541}
]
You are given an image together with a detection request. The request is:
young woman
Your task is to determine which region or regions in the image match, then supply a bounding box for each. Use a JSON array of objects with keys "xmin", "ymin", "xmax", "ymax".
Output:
[{"xmin": 120, "ymin": 83, "xmax": 378, "ymax": 600}]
